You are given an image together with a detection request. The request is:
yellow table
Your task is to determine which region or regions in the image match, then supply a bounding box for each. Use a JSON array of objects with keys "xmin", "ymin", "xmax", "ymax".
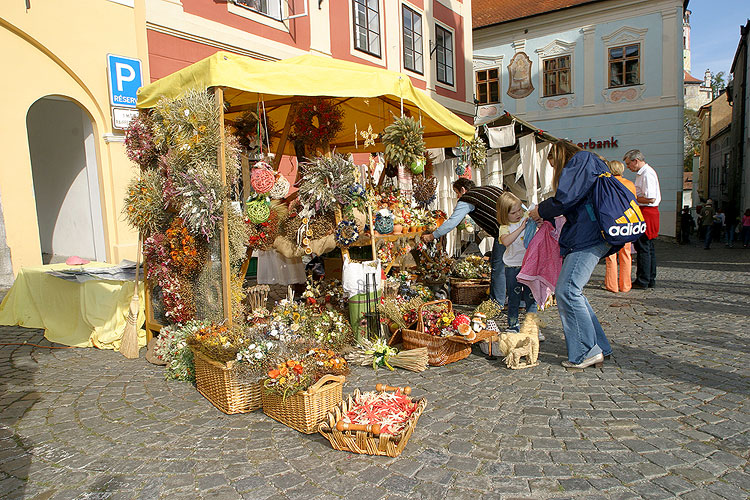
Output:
[{"xmin": 0, "ymin": 263, "xmax": 146, "ymax": 349}]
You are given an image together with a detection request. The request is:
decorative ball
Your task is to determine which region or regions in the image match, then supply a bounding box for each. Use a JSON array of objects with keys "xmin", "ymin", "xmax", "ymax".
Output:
[
  {"xmin": 410, "ymin": 158, "xmax": 425, "ymax": 174},
  {"xmin": 251, "ymin": 167, "xmax": 276, "ymax": 194},
  {"xmin": 245, "ymin": 200, "xmax": 270, "ymax": 224},
  {"xmin": 455, "ymin": 162, "xmax": 467, "ymax": 176},
  {"xmin": 268, "ymin": 175, "xmax": 290, "ymax": 199},
  {"xmin": 452, "ymin": 314, "xmax": 471, "ymax": 329}
]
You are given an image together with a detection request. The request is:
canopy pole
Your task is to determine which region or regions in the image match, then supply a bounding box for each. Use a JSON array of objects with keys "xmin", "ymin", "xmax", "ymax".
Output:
[
  {"xmin": 215, "ymin": 87, "xmax": 233, "ymax": 325},
  {"xmin": 272, "ymin": 100, "xmax": 298, "ymax": 171}
]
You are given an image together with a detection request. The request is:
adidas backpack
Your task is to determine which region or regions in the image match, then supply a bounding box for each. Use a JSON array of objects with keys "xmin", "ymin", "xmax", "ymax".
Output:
[{"xmin": 591, "ymin": 172, "xmax": 647, "ymax": 246}]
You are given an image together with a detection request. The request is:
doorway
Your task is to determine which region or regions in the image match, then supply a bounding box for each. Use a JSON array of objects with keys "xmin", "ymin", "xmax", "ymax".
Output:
[{"xmin": 26, "ymin": 97, "xmax": 106, "ymax": 263}]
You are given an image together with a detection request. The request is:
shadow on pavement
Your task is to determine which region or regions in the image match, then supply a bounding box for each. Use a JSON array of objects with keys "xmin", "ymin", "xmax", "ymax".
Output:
[{"xmin": 0, "ymin": 327, "xmax": 43, "ymax": 499}]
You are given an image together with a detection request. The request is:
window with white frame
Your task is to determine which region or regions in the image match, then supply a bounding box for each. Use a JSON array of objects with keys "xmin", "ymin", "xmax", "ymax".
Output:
[
  {"xmin": 435, "ymin": 24, "xmax": 454, "ymax": 86},
  {"xmin": 402, "ymin": 5, "xmax": 423, "ymax": 74},
  {"xmin": 476, "ymin": 68, "xmax": 500, "ymax": 104},
  {"xmin": 234, "ymin": 0, "xmax": 282, "ymax": 20},
  {"xmin": 542, "ymin": 55, "xmax": 572, "ymax": 96},
  {"xmin": 608, "ymin": 43, "xmax": 640, "ymax": 88},
  {"xmin": 353, "ymin": 0, "xmax": 381, "ymax": 58}
]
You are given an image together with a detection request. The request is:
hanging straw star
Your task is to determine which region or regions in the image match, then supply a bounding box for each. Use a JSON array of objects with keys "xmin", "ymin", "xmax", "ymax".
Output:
[{"xmin": 360, "ymin": 124, "xmax": 378, "ymax": 148}]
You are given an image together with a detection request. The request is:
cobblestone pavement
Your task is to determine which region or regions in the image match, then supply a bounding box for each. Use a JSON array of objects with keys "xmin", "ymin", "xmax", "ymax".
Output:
[{"xmin": 1, "ymin": 241, "xmax": 749, "ymax": 499}]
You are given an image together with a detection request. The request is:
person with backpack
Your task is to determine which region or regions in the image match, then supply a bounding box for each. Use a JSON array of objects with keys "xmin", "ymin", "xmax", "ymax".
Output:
[
  {"xmin": 528, "ymin": 140, "xmax": 613, "ymax": 370},
  {"xmin": 603, "ymin": 160, "xmax": 636, "ymax": 293},
  {"xmin": 624, "ymin": 149, "xmax": 661, "ymax": 289}
]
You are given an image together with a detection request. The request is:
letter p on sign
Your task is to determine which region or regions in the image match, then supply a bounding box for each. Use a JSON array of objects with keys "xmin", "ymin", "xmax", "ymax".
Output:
[{"xmin": 107, "ymin": 54, "xmax": 143, "ymax": 108}]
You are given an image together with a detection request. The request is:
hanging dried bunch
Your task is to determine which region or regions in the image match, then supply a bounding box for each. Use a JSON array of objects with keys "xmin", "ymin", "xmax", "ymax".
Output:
[
  {"xmin": 175, "ymin": 159, "xmax": 228, "ymax": 241},
  {"xmin": 124, "ymin": 111, "xmax": 159, "ymax": 169},
  {"xmin": 382, "ymin": 116, "xmax": 425, "ymax": 167},
  {"xmin": 226, "ymin": 204, "xmax": 250, "ymax": 269},
  {"xmin": 151, "ymin": 88, "xmax": 222, "ymax": 166},
  {"xmin": 247, "ymin": 201, "xmax": 287, "ymax": 252},
  {"xmin": 297, "ymin": 154, "xmax": 357, "ymax": 214},
  {"xmin": 413, "ymin": 176, "xmax": 438, "ymax": 207},
  {"xmin": 233, "ymin": 110, "xmax": 276, "ymax": 154},
  {"xmin": 194, "ymin": 254, "xmax": 225, "ymax": 323},
  {"xmin": 123, "ymin": 169, "xmax": 167, "ymax": 235},
  {"xmin": 165, "ymin": 217, "xmax": 205, "ymax": 277},
  {"xmin": 292, "ymin": 98, "xmax": 344, "ymax": 153},
  {"xmin": 470, "ymin": 135, "xmax": 488, "ymax": 170}
]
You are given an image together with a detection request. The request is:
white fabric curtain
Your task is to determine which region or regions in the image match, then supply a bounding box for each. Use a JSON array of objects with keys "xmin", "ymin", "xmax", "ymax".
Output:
[{"xmin": 519, "ymin": 134, "xmax": 538, "ymax": 204}]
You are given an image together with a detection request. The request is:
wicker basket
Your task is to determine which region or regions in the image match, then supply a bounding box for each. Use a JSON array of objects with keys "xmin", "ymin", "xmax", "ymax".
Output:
[
  {"xmin": 262, "ymin": 375, "xmax": 345, "ymax": 434},
  {"xmin": 401, "ymin": 300, "xmax": 472, "ymax": 366},
  {"xmin": 192, "ymin": 349, "xmax": 262, "ymax": 414},
  {"xmin": 318, "ymin": 388, "xmax": 427, "ymax": 457},
  {"xmin": 450, "ymin": 278, "xmax": 490, "ymax": 305}
]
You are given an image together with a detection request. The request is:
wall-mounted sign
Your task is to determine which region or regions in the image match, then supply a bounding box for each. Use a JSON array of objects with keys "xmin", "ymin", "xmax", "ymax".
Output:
[
  {"xmin": 112, "ymin": 108, "xmax": 139, "ymax": 130},
  {"xmin": 106, "ymin": 54, "xmax": 142, "ymax": 108},
  {"xmin": 575, "ymin": 137, "xmax": 619, "ymax": 149}
]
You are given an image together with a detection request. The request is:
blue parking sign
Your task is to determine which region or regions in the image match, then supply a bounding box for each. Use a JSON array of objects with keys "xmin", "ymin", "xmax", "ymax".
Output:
[{"xmin": 107, "ymin": 54, "xmax": 143, "ymax": 108}]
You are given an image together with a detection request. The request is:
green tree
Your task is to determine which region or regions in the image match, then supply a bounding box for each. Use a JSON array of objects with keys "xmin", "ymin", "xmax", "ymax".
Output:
[
  {"xmin": 711, "ymin": 71, "xmax": 726, "ymax": 98},
  {"xmin": 684, "ymin": 108, "xmax": 701, "ymax": 172}
]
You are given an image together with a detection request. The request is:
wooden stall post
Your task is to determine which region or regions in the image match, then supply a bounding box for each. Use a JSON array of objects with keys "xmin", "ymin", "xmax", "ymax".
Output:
[{"xmin": 215, "ymin": 87, "xmax": 233, "ymax": 324}]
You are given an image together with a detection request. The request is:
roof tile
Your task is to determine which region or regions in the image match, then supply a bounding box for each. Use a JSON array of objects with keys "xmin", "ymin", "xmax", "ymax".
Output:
[{"xmin": 473, "ymin": 0, "xmax": 606, "ymax": 28}]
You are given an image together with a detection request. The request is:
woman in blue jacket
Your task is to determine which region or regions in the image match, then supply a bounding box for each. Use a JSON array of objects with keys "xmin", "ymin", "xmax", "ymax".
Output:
[{"xmin": 529, "ymin": 141, "xmax": 613, "ymax": 370}]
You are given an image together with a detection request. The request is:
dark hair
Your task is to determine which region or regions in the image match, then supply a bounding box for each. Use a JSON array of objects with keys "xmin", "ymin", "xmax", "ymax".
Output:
[
  {"xmin": 452, "ymin": 178, "xmax": 476, "ymax": 193},
  {"xmin": 549, "ymin": 139, "xmax": 582, "ymax": 190}
]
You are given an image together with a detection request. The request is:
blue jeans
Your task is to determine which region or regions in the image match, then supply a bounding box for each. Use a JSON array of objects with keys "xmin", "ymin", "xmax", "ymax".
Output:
[
  {"xmin": 505, "ymin": 266, "xmax": 536, "ymax": 330},
  {"xmin": 556, "ymin": 241, "xmax": 613, "ymax": 364},
  {"xmin": 489, "ymin": 239, "xmax": 506, "ymax": 307},
  {"xmin": 704, "ymin": 225, "xmax": 713, "ymax": 249}
]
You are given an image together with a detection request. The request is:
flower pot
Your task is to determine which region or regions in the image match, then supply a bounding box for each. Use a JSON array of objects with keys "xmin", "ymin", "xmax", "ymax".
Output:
[{"xmin": 393, "ymin": 224, "xmax": 403, "ymax": 234}]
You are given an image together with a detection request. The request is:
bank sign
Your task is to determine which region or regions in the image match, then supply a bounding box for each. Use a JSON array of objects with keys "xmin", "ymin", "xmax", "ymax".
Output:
[{"xmin": 107, "ymin": 54, "xmax": 142, "ymax": 108}]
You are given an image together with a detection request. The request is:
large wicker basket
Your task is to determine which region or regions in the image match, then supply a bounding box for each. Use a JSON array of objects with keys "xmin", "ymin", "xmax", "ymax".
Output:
[
  {"xmin": 401, "ymin": 300, "xmax": 471, "ymax": 366},
  {"xmin": 192, "ymin": 349, "xmax": 262, "ymax": 414},
  {"xmin": 319, "ymin": 388, "xmax": 427, "ymax": 457},
  {"xmin": 450, "ymin": 278, "xmax": 490, "ymax": 305},
  {"xmin": 262, "ymin": 375, "xmax": 345, "ymax": 434}
]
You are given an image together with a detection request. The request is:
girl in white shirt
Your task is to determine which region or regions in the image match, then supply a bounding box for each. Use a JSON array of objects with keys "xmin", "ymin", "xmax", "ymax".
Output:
[{"xmin": 496, "ymin": 192, "xmax": 538, "ymax": 334}]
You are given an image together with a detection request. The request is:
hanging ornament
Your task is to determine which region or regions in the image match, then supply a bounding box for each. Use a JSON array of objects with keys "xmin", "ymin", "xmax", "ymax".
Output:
[
  {"xmin": 245, "ymin": 199, "xmax": 271, "ymax": 224},
  {"xmin": 268, "ymin": 175, "xmax": 290, "ymax": 199},
  {"xmin": 410, "ymin": 156, "xmax": 426, "ymax": 175},
  {"xmin": 251, "ymin": 162, "xmax": 275, "ymax": 194},
  {"xmin": 360, "ymin": 123, "xmax": 379, "ymax": 148},
  {"xmin": 382, "ymin": 116, "xmax": 426, "ymax": 167},
  {"xmin": 455, "ymin": 160, "xmax": 467, "ymax": 176}
]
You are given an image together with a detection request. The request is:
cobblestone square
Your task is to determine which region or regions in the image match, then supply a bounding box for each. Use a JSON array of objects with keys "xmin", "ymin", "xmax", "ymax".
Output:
[{"xmin": 1, "ymin": 241, "xmax": 748, "ymax": 499}]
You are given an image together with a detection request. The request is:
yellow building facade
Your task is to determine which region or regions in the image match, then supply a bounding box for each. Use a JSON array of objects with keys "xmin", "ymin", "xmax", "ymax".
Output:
[{"xmin": 0, "ymin": 0, "xmax": 148, "ymax": 282}]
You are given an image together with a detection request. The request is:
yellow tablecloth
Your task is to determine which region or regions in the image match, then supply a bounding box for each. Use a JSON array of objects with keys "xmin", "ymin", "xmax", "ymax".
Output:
[{"xmin": 0, "ymin": 263, "xmax": 146, "ymax": 349}]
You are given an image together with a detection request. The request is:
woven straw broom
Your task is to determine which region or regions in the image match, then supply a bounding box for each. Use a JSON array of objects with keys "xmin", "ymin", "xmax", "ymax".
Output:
[{"xmin": 119, "ymin": 236, "xmax": 141, "ymax": 359}]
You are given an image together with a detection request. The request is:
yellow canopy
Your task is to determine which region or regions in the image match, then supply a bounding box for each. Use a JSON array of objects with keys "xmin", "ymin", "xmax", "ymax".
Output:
[{"xmin": 136, "ymin": 51, "xmax": 475, "ymax": 154}]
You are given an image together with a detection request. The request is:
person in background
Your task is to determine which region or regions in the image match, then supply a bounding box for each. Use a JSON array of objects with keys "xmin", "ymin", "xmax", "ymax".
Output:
[
  {"xmin": 725, "ymin": 205, "xmax": 738, "ymax": 248},
  {"xmin": 680, "ymin": 206, "xmax": 695, "ymax": 245},
  {"xmin": 742, "ymin": 208, "xmax": 750, "ymax": 248},
  {"xmin": 700, "ymin": 200, "xmax": 715, "ymax": 250},
  {"xmin": 714, "ymin": 208, "xmax": 725, "ymax": 244},
  {"xmin": 529, "ymin": 140, "xmax": 613, "ymax": 370},
  {"xmin": 421, "ymin": 178, "xmax": 506, "ymax": 307},
  {"xmin": 496, "ymin": 191, "xmax": 541, "ymax": 339},
  {"xmin": 624, "ymin": 149, "xmax": 661, "ymax": 289},
  {"xmin": 604, "ymin": 160, "xmax": 636, "ymax": 293}
]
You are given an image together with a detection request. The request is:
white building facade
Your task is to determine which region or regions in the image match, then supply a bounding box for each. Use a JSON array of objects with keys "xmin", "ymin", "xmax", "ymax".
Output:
[{"xmin": 473, "ymin": 0, "xmax": 686, "ymax": 237}]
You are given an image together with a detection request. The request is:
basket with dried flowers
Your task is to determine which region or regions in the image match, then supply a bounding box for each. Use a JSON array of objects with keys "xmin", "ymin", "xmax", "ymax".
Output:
[{"xmin": 401, "ymin": 300, "xmax": 471, "ymax": 366}]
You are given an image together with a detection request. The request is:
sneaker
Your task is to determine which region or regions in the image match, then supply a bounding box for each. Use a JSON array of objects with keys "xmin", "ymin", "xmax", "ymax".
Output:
[{"xmin": 538, "ymin": 331, "xmax": 545, "ymax": 342}]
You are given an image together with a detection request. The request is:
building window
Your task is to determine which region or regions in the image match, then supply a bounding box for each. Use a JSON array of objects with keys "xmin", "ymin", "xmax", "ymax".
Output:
[
  {"xmin": 435, "ymin": 24, "xmax": 454, "ymax": 86},
  {"xmin": 608, "ymin": 43, "xmax": 640, "ymax": 88},
  {"xmin": 234, "ymin": 0, "xmax": 282, "ymax": 20},
  {"xmin": 402, "ymin": 5, "xmax": 423, "ymax": 74},
  {"xmin": 353, "ymin": 0, "xmax": 381, "ymax": 58},
  {"xmin": 476, "ymin": 69, "xmax": 499, "ymax": 104},
  {"xmin": 542, "ymin": 55, "xmax": 571, "ymax": 97}
]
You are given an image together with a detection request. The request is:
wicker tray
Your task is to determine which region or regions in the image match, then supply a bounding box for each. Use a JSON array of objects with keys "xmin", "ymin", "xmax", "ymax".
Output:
[
  {"xmin": 192, "ymin": 349, "xmax": 262, "ymax": 414},
  {"xmin": 262, "ymin": 375, "xmax": 345, "ymax": 434},
  {"xmin": 401, "ymin": 299, "xmax": 472, "ymax": 366},
  {"xmin": 319, "ymin": 388, "xmax": 427, "ymax": 457},
  {"xmin": 450, "ymin": 278, "xmax": 490, "ymax": 305}
]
